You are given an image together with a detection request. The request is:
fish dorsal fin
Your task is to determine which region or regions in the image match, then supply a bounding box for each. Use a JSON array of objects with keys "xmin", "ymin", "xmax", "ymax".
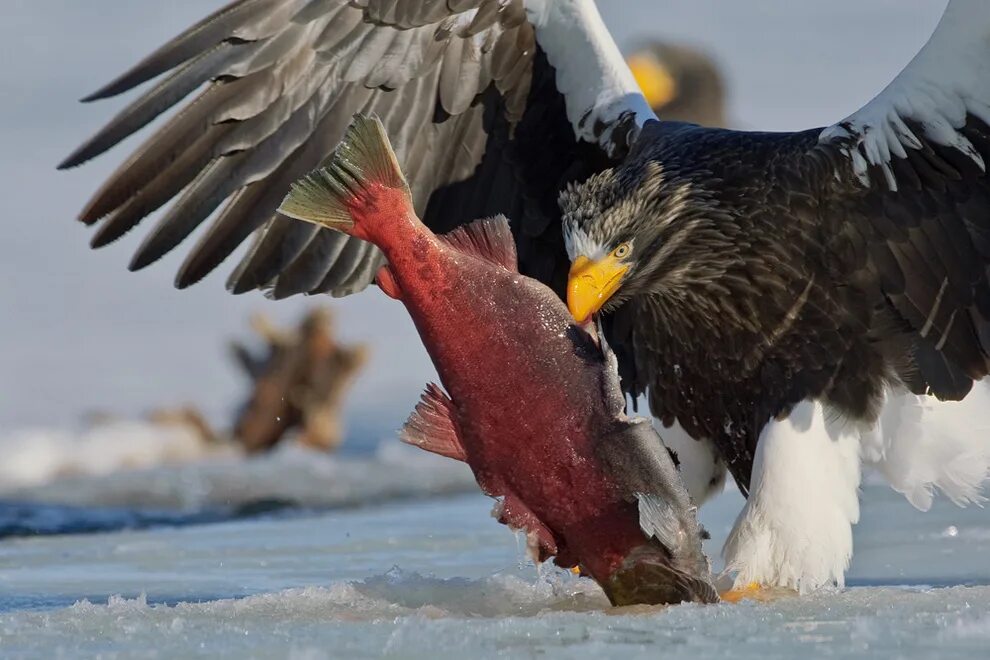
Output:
[
  {"xmin": 399, "ymin": 383, "xmax": 466, "ymax": 462},
  {"xmin": 437, "ymin": 215, "xmax": 518, "ymax": 272}
]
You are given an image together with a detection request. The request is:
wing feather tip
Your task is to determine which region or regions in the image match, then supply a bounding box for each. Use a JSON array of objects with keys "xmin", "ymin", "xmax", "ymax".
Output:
[
  {"xmin": 176, "ymin": 250, "xmax": 232, "ymax": 290},
  {"xmin": 77, "ymin": 200, "xmax": 110, "ymax": 226},
  {"xmin": 127, "ymin": 248, "xmax": 160, "ymax": 273},
  {"xmin": 78, "ymin": 72, "xmax": 147, "ymax": 103},
  {"xmin": 79, "ymin": 89, "xmax": 112, "ymax": 104},
  {"xmin": 57, "ymin": 148, "xmax": 92, "ymax": 171},
  {"xmin": 268, "ymin": 285, "xmax": 297, "ymax": 301},
  {"xmin": 174, "ymin": 272, "xmax": 203, "ymax": 290},
  {"xmin": 226, "ymin": 273, "xmax": 258, "ymax": 295},
  {"xmin": 89, "ymin": 230, "xmax": 118, "ymax": 250},
  {"xmin": 228, "ymin": 283, "xmax": 254, "ymax": 295}
]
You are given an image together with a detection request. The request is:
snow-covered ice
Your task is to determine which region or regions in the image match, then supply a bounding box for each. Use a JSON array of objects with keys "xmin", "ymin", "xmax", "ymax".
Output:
[
  {"xmin": 1, "ymin": 465, "xmax": 989, "ymax": 658},
  {"xmin": 5, "ymin": 578, "xmax": 990, "ymax": 659}
]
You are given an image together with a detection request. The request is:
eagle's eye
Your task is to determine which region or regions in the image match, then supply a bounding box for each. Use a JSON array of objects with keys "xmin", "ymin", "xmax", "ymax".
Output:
[{"xmin": 612, "ymin": 242, "xmax": 631, "ymax": 259}]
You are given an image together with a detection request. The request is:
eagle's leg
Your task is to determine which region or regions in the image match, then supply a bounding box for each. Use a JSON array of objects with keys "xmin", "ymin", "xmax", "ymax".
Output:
[{"xmin": 721, "ymin": 399, "xmax": 862, "ymax": 595}]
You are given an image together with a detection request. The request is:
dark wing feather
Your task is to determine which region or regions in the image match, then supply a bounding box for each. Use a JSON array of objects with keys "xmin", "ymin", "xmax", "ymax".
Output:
[
  {"xmin": 64, "ymin": 0, "xmax": 642, "ymax": 298},
  {"xmin": 807, "ymin": 1, "xmax": 990, "ymax": 401},
  {"xmin": 79, "ymin": 0, "xmax": 289, "ymax": 103},
  {"xmin": 821, "ymin": 116, "xmax": 990, "ymax": 398}
]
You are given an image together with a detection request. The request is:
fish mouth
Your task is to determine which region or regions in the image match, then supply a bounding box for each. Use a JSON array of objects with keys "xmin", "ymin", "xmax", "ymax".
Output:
[
  {"xmin": 577, "ymin": 315, "xmax": 601, "ymax": 347},
  {"xmin": 602, "ymin": 546, "xmax": 720, "ymax": 606}
]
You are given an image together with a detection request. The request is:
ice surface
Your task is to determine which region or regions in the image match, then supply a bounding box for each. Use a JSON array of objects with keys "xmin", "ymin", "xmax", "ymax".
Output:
[
  {"xmin": 4, "ymin": 583, "xmax": 990, "ymax": 659},
  {"xmin": 2, "ymin": 561, "xmax": 989, "ymax": 659},
  {"xmin": 6, "ymin": 570, "xmax": 988, "ymax": 660},
  {"xmin": 7, "ymin": 441, "xmax": 475, "ymax": 511},
  {"xmin": 0, "ymin": 501, "xmax": 242, "ymax": 539},
  {"xmin": 1, "ymin": 482, "xmax": 988, "ymax": 658}
]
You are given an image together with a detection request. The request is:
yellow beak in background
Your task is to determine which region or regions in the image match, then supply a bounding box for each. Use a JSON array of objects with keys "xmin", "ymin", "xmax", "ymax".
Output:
[
  {"xmin": 567, "ymin": 254, "xmax": 630, "ymax": 323},
  {"xmin": 627, "ymin": 53, "xmax": 677, "ymax": 111}
]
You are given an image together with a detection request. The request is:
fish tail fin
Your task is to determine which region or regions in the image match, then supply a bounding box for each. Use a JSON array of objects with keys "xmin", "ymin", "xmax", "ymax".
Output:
[{"xmin": 278, "ymin": 113, "xmax": 411, "ymax": 236}]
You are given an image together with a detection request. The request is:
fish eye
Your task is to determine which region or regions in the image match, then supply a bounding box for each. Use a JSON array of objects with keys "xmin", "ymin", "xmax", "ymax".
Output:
[{"xmin": 612, "ymin": 243, "xmax": 631, "ymax": 259}]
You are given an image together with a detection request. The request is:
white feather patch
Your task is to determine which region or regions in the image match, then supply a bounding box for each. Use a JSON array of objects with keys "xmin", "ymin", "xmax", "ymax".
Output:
[
  {"xmin": 523, "ymin": 0, "xmax": 656, "ymax": 155},
  {"xmin": 562, "ymin": 223, "xmax": 605, "ymax": 261},
  {"xmin": 723, "ymin": 385, "xmax": 990, "ymax": 592},
  {"xmin": 820, "ymin": 0, "xmax": 990, "ymax": 190}
]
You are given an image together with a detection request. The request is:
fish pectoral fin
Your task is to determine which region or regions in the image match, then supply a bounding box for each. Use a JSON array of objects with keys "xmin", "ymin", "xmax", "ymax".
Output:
[
  {"xmin": 375, "ymin": 264, "xmax": 402, "ymax": 300},
  {"xmin": 436, "ymin": 215, "xmax": 518, "ymax": 272},
  {"xmin": 493, "ymin": 494, "xmax": 558, "ymax": 562},
  {"xmin": 399, "ymin": 383, "xmax": 466, "ymax": 461},
  {"xmin": 635, "ymin": 492, "xmax": 683, "ymax": 551}
]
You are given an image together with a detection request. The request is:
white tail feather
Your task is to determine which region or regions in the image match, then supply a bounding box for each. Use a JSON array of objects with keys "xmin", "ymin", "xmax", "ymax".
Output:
[{"xmin": 862, "ymin": 385, "xmax": 990, "ymax": 511}]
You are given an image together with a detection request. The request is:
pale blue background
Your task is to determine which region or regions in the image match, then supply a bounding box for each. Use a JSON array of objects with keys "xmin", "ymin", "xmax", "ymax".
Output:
[{"xmin": 0, "ymin": 1, "xmax": 947, "ymax": 435}]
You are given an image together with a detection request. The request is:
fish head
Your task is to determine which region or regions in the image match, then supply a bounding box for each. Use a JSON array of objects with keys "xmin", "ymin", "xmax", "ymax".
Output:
[
  {"xmin": 595, "ymin": 419, "xmax": 718, "ymax": 606},
  {"xmin": 604, "ymin": 544, "xmax": 719, "ymax": 606}
]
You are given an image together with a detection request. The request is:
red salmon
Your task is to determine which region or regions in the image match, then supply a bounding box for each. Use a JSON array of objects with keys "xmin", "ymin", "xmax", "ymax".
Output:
[{"xmin": 279, "ymin": 115, "xmax": 717, "ymax": 606}]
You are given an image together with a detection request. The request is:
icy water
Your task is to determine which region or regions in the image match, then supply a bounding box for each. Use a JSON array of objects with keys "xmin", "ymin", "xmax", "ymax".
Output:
[{"xmin": 1, "ymin": 435, "xmax": 989, "ymax": 658}]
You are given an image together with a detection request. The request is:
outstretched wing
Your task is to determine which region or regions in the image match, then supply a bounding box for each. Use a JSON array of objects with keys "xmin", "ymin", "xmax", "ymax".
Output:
[
  {"xmin": 815, "ymin": 0, "xmax": 990, "ymax": 400},
  {"xmin": 61, "ymin": 0, "xmax": 655, "ymax": 298}
]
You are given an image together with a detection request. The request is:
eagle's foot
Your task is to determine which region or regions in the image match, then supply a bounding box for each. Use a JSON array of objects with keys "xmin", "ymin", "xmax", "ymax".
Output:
[{"xmin": 718, "ymin": 582, "xmax": 793, "ymax": 603}]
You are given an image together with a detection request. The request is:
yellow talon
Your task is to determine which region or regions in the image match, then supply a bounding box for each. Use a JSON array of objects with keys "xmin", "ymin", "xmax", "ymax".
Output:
[
  {"xmin": 719, "ymin": 582, "xmax": 767, "ymax": 603},
  {"xmin": 570, "ymin": 566, "xmax": 582, "ymax": 575}
]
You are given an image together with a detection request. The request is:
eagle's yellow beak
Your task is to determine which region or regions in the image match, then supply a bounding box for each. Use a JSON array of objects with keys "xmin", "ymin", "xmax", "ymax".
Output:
[{"xmin": 567, "ymin": 254, "xmax": 629, "ymax": 323}]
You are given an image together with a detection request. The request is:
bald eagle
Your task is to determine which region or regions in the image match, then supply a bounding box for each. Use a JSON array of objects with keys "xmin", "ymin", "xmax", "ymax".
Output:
[{"xmin": 61, "ymin": 0, "xmax": 990, "ymax": 596}]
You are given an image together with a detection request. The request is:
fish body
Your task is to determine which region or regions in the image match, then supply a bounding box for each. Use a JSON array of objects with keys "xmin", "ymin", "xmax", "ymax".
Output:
[{"xmin": 280, "ymin": 115, "xmax": 716, "ymax": 605}]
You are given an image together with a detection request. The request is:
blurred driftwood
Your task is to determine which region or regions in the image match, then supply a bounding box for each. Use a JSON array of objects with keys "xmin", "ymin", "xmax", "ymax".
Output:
[
  {"xmin": 85, "ymin": 406, "xmax": 220, "ymax": 446},
  {"xmin": 230, "ymin": 308, "xmax": 369, "ymax": 453},
  {"xmin": 147, "ymin": 406, "xmax": 220, "ymax": 445}
]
